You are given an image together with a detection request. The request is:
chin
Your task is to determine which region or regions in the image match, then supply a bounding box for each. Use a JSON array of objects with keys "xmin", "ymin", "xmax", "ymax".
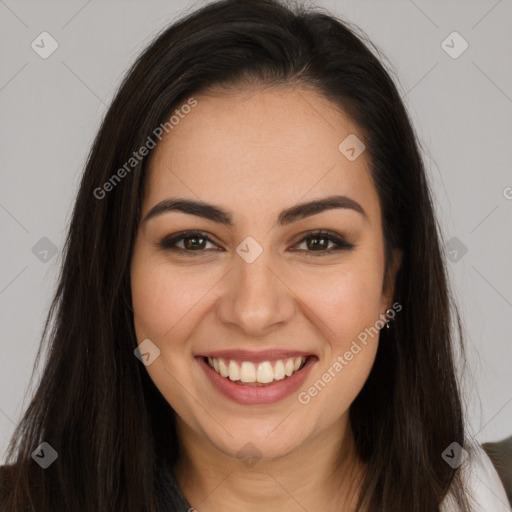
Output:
[{"xmin": 207, "ymin": 422, "xmax": 308, "ymax": 463}]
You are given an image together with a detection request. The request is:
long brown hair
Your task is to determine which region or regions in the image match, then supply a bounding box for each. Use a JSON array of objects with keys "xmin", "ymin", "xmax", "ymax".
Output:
[{"xmin": 2, "ymin": 0, "xmax": 475, "ymax": 510}]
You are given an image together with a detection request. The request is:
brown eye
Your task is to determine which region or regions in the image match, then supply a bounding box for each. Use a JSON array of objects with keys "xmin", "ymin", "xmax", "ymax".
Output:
[
  {"xmin": 291, "ymin": 230, "xmax": 355, "ymax": 256},
  {"xmin": 158, "ymin": 231, "xmax": 219, "ymax": 254},
  {"xmin": 157, "ymin": 229, "xmax": 354, "ymax": 257}
]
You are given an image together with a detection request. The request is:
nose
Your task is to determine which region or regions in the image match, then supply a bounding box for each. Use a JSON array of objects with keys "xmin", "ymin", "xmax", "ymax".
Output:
[{"xmin": 216, "ymin": 248, "xmax": 296, "ymax": 337}]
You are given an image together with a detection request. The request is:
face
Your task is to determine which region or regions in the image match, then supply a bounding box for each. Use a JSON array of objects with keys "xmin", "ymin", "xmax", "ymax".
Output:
[{"xmin": 130, "ymin": 85, "xmax": 401, "ymax": 463}]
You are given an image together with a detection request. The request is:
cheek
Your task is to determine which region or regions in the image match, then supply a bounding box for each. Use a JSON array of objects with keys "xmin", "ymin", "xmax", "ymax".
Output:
[
  {"xmin": 131, "ymin": 254, "xmax": 218, "ymax": 343},
  {"xmin": 303, "ymin": 340, "xmax": 378, "ymax": 428},
  {"xmin": 297, "ymin": 269, "xmax": 383, "ymax": 416},
  {"xmin": 302, "ymin": 262, "xmax": 385, "ymax": 346}
]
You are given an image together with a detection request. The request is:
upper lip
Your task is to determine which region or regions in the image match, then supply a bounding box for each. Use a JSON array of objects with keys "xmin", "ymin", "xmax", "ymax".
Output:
[{"xmin": 196, "ymin": 349, "xmax": 315, "ymax": 363}]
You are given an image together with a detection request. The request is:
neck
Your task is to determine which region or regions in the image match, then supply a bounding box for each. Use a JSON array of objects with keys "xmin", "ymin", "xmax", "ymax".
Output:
[{"xmin": 173, "ymin": 414, "xmax": 365, "ymax": 511}]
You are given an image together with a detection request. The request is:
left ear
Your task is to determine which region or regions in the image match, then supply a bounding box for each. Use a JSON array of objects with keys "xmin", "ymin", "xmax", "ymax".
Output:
[{"xmin": 381, "ymin": 248, "xmax": 402, "ymax": 313}]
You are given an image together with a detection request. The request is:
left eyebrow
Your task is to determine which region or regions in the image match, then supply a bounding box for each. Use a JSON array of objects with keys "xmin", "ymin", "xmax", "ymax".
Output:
[{"xmin": 142, "ymin": 194, "xmax": 369, "ymax": 226}]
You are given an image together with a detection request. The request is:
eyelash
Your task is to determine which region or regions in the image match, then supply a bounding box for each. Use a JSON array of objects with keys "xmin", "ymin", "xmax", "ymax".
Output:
[{"xmin": 157, "ymin": 230, "xmax": 355, "ymax": 257}]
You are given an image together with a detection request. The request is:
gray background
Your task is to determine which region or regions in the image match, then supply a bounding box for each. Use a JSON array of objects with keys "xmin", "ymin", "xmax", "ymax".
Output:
[{"xmin": 1, "ymin": 0, "xmax": 511, "ymax": 464}]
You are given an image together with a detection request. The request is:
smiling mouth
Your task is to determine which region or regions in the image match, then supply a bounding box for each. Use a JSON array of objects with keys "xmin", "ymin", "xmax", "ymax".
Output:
[{"xmin": 203, "ymin": 355, "xmax": 310, "ymax": 386}]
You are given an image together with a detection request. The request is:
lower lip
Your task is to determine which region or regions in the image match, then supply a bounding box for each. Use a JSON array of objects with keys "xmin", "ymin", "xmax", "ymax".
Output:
[{"xmin": 197, "ymin": 356, "xmax": 316, "ymax": 405}]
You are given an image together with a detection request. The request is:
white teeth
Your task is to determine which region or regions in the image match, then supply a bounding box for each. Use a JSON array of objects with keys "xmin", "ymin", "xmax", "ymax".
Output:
[
  {"xmin": 273, "ymin": 360, "xmax": 285, "ymax": 380},
  {"xmin": 284, "ymin": 358, "xmax": 294, "ymax": 376},
  {"xmin": 228, "ymin": 360, "xmax": 241, "ymax": 381},
  {"xmin": 207, "ymin": 356, "xmax": 307, "ymax": 384},
  {"xmin": 218, "ymin": 359, "xmax": 229, "ymax": 377},
  {"xmin": 256, "ymin": 361, "xmax": 274, "ymax": 383},
  {"xmin": 240, "ymin": 361, "xmax": 256, "ymax": 382}
]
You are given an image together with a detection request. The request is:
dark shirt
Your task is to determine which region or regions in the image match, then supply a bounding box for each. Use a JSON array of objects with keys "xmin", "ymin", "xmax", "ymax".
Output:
[{"xmin": 154, "ymin": 456, "xmax": 193, "ymax": 511}]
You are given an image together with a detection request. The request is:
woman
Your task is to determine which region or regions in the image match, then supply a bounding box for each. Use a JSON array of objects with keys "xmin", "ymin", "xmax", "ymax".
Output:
[{"xmin": 0, "ymin": 0, "xmax": 509, "ymax": 510}]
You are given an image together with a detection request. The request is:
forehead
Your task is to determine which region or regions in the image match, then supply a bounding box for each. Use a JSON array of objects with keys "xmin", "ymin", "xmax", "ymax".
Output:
[{"xmin": 144, "ymin": 85, "xmax": 379, "ymax": 224}]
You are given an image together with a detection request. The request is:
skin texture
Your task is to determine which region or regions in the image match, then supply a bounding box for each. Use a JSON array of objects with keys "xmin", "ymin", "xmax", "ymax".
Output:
[{"xmin": 130, "ymin": 85, "xmax": 402, "ymax": 511}]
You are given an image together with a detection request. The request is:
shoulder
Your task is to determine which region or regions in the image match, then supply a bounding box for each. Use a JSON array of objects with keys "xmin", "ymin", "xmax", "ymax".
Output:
[
  {"xmin": 441, "ymin": 443, "xmax": 511, "ymax": 512},
  {"xmin": 482, "ymin": 435, "xmax": 512, "ymax": 505}
]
